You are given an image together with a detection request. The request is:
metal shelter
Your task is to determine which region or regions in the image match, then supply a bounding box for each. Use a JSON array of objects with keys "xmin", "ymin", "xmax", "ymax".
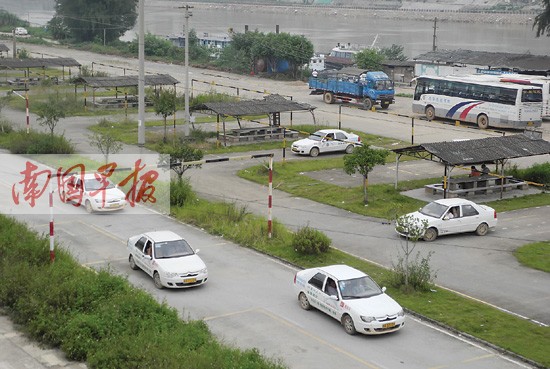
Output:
[
  {"xmin": 193, "ymin": 93, "xmax": 317, "ymax": 130},
  {"xmin": 0, "ymin": 57, "xmax": 81, "ymax": 81},
  {"xmin": 74, "ymin": 74, "xmax": 179, "ymax": 107},
  {"xmin": 392, "ymin": 132, "xmax": 550, "ymax": 198}
]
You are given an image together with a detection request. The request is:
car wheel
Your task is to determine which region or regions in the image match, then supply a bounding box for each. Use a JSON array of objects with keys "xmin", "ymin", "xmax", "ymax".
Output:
[
  {"xmin": 85, "ymin": 200, "xmax": 93, "ymax": 213},
  {"xmin": 345, "ymin": 144, "xmax": 354, "ymax": 154},
  {"xmin": 342, "ymin": 314, "xmax": 356, "ymax": 335},
  {"xmin": 380, "ymin": 101, "xmax": 390, "ymax": 109},
  {"xmin": 475, "ymin": 223, "xmax": 489, "ymax": 236},
  {"xmin": 309, "ymin": 147, "xmax": 320, "ymax": 157},
  {"xmin": 298, "ymin": 292, "xmax": 311, "ymax": 310},
  {"xmin": 153, "ymin": 272, "xmax": 163, "ymax": 289},
  {"xmin": 129, "ymin": 255, "xmax": 139, "ymax": 270},
  {"xmin": 423, "ymin": 227, "xmax": 438, "ymax": 242}
]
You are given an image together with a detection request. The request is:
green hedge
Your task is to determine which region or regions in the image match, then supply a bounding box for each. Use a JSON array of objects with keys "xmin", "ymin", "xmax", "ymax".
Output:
[{"xmin": 0, "ymin": 214, "xmax": 285, "ymax": 369}]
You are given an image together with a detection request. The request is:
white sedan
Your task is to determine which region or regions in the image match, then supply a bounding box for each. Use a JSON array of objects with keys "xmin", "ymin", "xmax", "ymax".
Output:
[
  {"xmin": 293, "ymin": 265, "xmax": 405, "ymax": 335},
  {"xmin": 396, "ymin": 198, "xmax": 497, "ymax": 242},
  {"xmin": 127, "ymin": 230, "xmax": 208, "ymax": 289},
  {"xmin": 291, "ymin": 129, "xmax": 361, "ymax": 157},
  {"xmin": 60, "ymin": 172, "xmax": 127, "ymax": 213}
]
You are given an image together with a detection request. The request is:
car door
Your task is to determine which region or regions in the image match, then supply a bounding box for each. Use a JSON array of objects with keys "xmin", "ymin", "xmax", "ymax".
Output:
[
  {"xmin": 321, "ymin": 133, "xmax": 337, "ymax": 153},
  {"xmin": 320, "ymin": 276, "xmax": 341, "ymax": 321},
  {"xmin": 333, "ymin": 131, "xmax": 348, "ymax": 152},
  {"xmin": 305, "ymin": 272, "xmax": 326, "ymax": 310},
  {"xmin": 132, "ymin": 236, "xmax": 147, "ymax": 270},
  {"xmin": 140, "ymin": 238, "xmax": 155, "ymax": 277},
  {"xmin": 461, "ymin": 204, "xmax": 481, "ymax": 232},
  {"xmin": 440, "ymin": 206, "xmax": 464, "ymax": 235}
]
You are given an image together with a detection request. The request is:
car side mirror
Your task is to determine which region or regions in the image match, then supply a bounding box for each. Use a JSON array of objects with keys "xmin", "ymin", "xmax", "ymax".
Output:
[
  {"xmin": 382, "ymin": 286, "xmax": 387, "ymax": 293},
  {"xmin": 329, "ymin": 295, "xmax": 339, "ymax": 301},
  {"xmin": 195, "ymin": 249, "xmax": 200, "ymax": 254},
  {"xmin": 144, "ymin": 255, "xmax": 152, "ymax": 260}
]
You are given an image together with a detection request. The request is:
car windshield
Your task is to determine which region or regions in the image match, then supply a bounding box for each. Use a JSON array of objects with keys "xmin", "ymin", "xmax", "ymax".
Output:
[
  {"xmin": 338, "ymin": 276, "xmax": 383, "ymax": 299},
  {"xmin": 419, "ymin": 201, "xmax": 448, "ymax": 218},
  {"xmin": 307, "ymin": 131, "xmax": 324, "ymax": 141},
  {"xmin": 84, "ymin": 177, "xmax": 115, "ymax": 191},
  {"xmin": 154, "ymin": 239, "xmax": 194, "ymax": 259}
]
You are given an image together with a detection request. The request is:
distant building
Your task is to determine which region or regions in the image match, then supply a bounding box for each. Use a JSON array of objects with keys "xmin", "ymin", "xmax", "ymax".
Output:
[
  {"xmin": 166, "ymin": 32, "xmax": 231, "ymax": 49},
  {"xmin": 413, "ymin": 49, "xmax": 550, "ymax": 77},
  {"xmin": 381, "ymin": 60, "xmax": 415, "ymax": 84}
]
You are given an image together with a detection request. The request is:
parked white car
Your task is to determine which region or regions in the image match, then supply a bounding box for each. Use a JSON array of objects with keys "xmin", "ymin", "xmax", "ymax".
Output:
[
  {"xmin": 291, "ymin": 129, "xmax": 361, "ymax": 157},
  {"xmin": 293, "ymin": 265, "xmax": 405, "ymax": 335},
  {"xmin": 127, "ymin": 230, "xmax": 208, "ymax": 289},
  {"xmin": 60, "ymin": 173, "xmax": 127, "ymax": 213},
  {"xmin": 396, "ymin": 198, "xmax": 497, "ymax": 242},
  {"xmin": 15, "ymin": 27, "xmax": 28, "ymax": 36}
]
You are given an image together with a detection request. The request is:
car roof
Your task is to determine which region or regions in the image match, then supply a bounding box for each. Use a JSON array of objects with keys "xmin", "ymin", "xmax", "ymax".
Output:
[
  {"xmin": 317, "ymin": 264, "xmax": 366, "ymax": 280},
  {"xmin": 315, "ymin": 129, "xmax": 348, "ymax": 134},
  {"xmin": 144, "ymin": 230, "xmax": 183, "ymax": 243},
  {"xmin": 431, "ymin": 198, "xmax": 476, "ymax": 206}
]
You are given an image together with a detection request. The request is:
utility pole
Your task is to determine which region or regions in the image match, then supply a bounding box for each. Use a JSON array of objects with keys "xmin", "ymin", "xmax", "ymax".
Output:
[
  {"xmin": 432, "ymin": 17, "xmax": 438, "ymax": 52},
  {"xmin": 180, "ymin": 4, "xmax": 193, "ymax": 137},
  {"xmin": 12, "ymin": 29, "xmax": 16, "ymax": 58},
  {"xmin": 138, "ymin": 0, "xmax": 145, "ymax": 146}
]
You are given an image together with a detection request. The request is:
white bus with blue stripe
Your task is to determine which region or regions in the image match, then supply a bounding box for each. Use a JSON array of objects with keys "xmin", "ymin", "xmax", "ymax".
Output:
[{"xmin": 412, "ymin": 75, "xmax": 543, "ymax": 130}]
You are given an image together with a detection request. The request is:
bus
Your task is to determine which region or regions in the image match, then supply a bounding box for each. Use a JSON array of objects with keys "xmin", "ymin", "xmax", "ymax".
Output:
[
  {"xmin": 475, "ymin": 74, "xmax": 550, "ymax": 119},
  {"xmin": 412, "ymin": 75, "xmax": 543, "ymax": 129}
]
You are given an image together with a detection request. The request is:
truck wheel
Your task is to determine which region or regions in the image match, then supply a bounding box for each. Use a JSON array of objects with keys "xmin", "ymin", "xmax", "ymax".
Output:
[
  {"xmin": 323, "ymin": 92, "xmax": 335, "ymax": 104},
  {"xmin": 363, "ymin": 98, "xmax": 373, "ymax": 110},
  {"xmin": 380, "ymin": 101, "xmax": 390, "ymax": 109}
]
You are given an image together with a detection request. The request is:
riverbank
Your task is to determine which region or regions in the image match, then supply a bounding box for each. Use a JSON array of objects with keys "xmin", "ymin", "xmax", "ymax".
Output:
[{"xmin": 188, "ymin": 1, "xmax": 538, "ymax": 25}]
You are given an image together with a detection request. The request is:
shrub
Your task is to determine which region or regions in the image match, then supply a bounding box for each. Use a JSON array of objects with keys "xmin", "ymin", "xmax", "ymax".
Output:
[
  {"xmin": 505, "ymin": 162, "xmax": 550, "ymax": 186},
  {"xmin": 389, "ymin": 251, "xmax": 437, "ymax": 292},
  {"xmin": 0, "ymin": 119, "xmax": 13, "ymax": 133},
  {"xmin": 4, "ymin": 130, "xmax": 75, "ymax": 154},
  {"xmin": 292, "ymin": 225, "xmax": 331, "ymax": 255},
  {"xmin": 170, "ymin": 178, "xmax": 195, "ymax": 207}
]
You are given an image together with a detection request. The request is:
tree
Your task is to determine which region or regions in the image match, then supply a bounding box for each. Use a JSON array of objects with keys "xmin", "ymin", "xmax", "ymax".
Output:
[
  {"xmin": 355, "ymin": 48, "xmax": 385, "ymax": 70},
  {"xmin": 151, "ymin": 89, "xmax": 177, "ymax": 143},
  {"xmin": 36, "ymin": 95, "xmax": 66, "ymax": 136},
  {"xmin": 343, "ymin": 144, "xmax": 389, "ymax": 204},
  {"xmin": 533, "ymin": 0, "xmax": 550, "ymax": 37},
  {"xmin": 158, "ymin": 144, "xmax": 203, "ymax": 181},
  {"xmin": 51, "ymin": 0, "xmax": 138, "ymax": 43},
  {"xmin": 379, "ymin": 44, "xmax": 408, "ymax": 61},
  {"xmin": 88, "ymin": 131, "xmax": 123, "ymax": 164},
  {"xmin": 394, "ymin": 214, "xmax": 429, "ymax": 289}
]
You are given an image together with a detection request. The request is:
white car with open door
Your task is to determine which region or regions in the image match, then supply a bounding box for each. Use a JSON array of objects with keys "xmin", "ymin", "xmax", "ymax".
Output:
[
  {"xmin": 396, "ymin": 198, "xmax": 497, "ymax": 242},
  {"xmin": 293, "ymin": 264, "xmax": 405, "ymax": 335},
  {"xmin": 291, "ymin": 129, "xmax": 361, "ymax": 157},
  {"xmin": 127, "ymin": 230, "xmax": 208, "ymax": 289}
]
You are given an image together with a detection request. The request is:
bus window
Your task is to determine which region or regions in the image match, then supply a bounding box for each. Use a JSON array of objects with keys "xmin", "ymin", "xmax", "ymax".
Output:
[{"xmin": 522, "ymin": 89, "xmax": 543, "ymax": 103}]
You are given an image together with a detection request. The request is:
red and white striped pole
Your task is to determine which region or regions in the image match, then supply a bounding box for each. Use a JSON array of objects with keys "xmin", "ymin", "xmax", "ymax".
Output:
[
  {"xmin": 49, "ymin": 180, "xmax": 55, "ymax": 262},
  {"xmin": 267, "ymin": 156, "xmax": 273, "ymax": 239}
]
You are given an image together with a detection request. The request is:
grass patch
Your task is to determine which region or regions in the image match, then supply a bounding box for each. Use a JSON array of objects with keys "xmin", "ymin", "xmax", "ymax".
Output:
[
  {"xmin": 0, "ymin": 214, "xmax": 285, "ymax": 369},
  {"xmin": 514, "ymin": 241, "xmax": 550, "ymax": 272}
]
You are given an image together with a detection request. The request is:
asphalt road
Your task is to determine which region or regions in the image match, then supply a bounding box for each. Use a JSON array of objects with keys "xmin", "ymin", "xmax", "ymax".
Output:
[{"xmin": 0, "ymin": 42, "xmax": 548, "ymax": 368}]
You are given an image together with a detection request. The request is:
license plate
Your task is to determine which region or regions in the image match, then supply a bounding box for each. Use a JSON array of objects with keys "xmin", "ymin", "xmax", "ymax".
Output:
[
  {"xmin": 183, "ymin": 278, "xmax": 196, "ymax": 283},
  {"xmin": 383, "ymin": 322, "xmax": 396, "ymax": 329},
  {"xmin": 109, "ymin": 203, "xmax": 120, "ymax": 208}
]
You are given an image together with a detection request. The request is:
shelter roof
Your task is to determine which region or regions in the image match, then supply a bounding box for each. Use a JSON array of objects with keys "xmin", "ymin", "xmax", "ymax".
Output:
[
  {"xmin": 0, "ymin": 44, "xmax": 9, "ymax": 52},
  {"xmin": 76, "ymin": 74, "xmax": 179, "ymax": 88},
  {"xmin": 393, "ymin": 134, "xmax": 550, "ymax": 166},
  {"xmin": 0, "ymin": 57, "xmax": 81, "ymax": 68},
  {"xmin": 413, "ymin": 49, "xmax": 550, "ymax": 72},
  {"xmin": 194, "ymin": 94, "xmax": 316, "ymax": 116}
]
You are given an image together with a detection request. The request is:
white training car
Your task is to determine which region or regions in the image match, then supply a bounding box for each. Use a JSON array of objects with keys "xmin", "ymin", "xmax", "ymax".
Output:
[
  {"xmin": 15, "ymin": 27, "xmax": 28, "ymax": 36},
  {"xmin": 291, "ymin": 129, "xmax": 361, "ymax": 157},
  {"xmin": 127, "ymin": 230, "xmax": 208, "ymax": 289},
  {"xmin": 294, "ymin": 265, "xmax": 405, "ymax": 335},
  {"xmin": 396, "ymin": 198, "xmax": 497, "ymax": 242},
  {"xmin": 61, "ymin": 172, "xmax": 127, "ymax": 213}
]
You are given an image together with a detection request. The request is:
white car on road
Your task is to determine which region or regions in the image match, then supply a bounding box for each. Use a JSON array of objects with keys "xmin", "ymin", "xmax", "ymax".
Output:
[
  {"xmin": 15, "ymin": 27, "xmax": 28, "ymax": 36},
  {"xmin": 127, "ymin": 230, "xmax": 208, "ymax": 289},
  {"xmin": 291, "ymin": 129, "xmax": 361, "ymax": 157},
  {"xmin": 396, "ymin": 198, "xmax": 497, "ymax": 242},
  {"xmin": 61, "ymin": 172, "xmax": 127, "ymax": 213},
  {"xmin": 294, "ymin": 265, "xmax": 405, "ymax": 335}
]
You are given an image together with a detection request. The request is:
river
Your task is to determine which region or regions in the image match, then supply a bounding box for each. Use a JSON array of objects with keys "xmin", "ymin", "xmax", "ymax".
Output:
[{"xmin": 1, "ymin": 0, "xmax": 549, "ymax": 58}]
